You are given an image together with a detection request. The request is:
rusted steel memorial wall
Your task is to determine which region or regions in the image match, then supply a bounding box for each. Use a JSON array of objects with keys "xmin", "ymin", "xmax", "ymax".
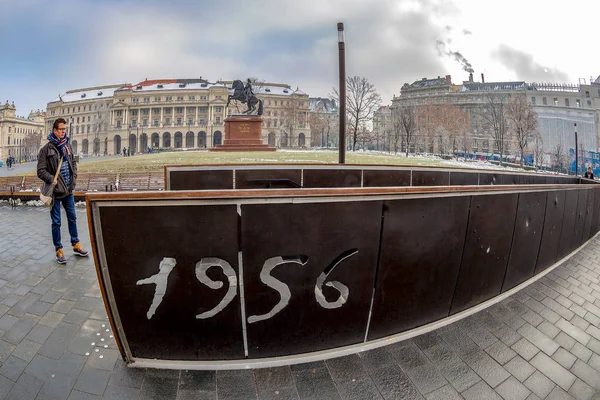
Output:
[{"xmin": 86, "ymin": 165, "xmax": 600, "ymax": 369}]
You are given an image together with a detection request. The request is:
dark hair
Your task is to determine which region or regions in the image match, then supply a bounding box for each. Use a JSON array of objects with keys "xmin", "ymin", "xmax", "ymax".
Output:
[{"xmin": 53, "ymin": 118, "xmax": 67, "ymax": 131}]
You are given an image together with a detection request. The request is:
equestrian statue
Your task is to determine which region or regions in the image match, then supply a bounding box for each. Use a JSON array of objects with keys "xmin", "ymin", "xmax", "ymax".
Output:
[{"xmin": 226, "ymin": 79, "xmax": 264, "ymax": 116}]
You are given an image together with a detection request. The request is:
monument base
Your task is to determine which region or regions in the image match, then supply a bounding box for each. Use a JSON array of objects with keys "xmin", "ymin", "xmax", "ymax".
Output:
[{"xmin": 210, "ymin": 115, "xmax": 276, "ymax": 152}]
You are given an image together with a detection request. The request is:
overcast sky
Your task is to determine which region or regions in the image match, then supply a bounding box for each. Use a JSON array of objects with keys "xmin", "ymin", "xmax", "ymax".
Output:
[{"xmin": 1, "ymin": 0, "xmax": 599, "ymax": 118}]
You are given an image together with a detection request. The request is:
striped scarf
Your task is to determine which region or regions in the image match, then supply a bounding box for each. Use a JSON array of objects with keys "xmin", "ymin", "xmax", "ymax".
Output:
[{"xmin": 47, "ymin": 132, "xmax": 71, "ymax": 160}]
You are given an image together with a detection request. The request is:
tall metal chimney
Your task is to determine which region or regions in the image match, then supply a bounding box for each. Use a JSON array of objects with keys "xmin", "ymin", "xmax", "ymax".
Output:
[
  {"xmin": 481, "ymin": 73, "xmax": 485, "ymax": 83},
  {"xmin": 469, "ymin": 73, "xmax": 473, "ymax": 82}
]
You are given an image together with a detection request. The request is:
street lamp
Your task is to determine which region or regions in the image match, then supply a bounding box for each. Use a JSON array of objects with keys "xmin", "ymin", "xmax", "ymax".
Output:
[
  {"xmin": 337, "ymin": 22, "xmax": 346, "ymax": 164},
  {"xmin": 574, "ymin": 122, "xmax": 578, "ymax": 176}
]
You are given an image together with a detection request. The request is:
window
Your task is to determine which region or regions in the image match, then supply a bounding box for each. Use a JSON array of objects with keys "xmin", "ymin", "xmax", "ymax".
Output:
[
  {"xmin": 155, "ymin": 96, "xmax": 161, "ymax": 102},
  {"xmin": 216, "ymin": 117, "xmax": 221, "ymax": 124},
  {"xmin": 598, "ymin": 89, "xmax": 600, "ymax": 97},
  {"xmin": 554, "ymin": 98, "xmax": 558, "ymax": 106},
  {"xmin": 176, "ymin": 118, "xmax": 182, "ymax": 125},
  {"xmin": 165, "ymin": 118, "xmax": 171, "ymax": 125},
  {"xmin": 199, "ymin": 107, "xmax": 207, "ymax": 113},
  {"xmin": 188, "ymin": 118, "xmax": 193, "ymax": 125},
  {"xmin": 543, "ymin": 97, "xmax": 547, "ymax": 105},
  {"xmin": 199, "ymin": 118, "xmax": 205, "ymax": 125},
  {"xmin": 576, "ymin": 99, "xmax": 581, "ymax": 108},
  {"xmin": 531, "ymin": 97, "xmax": 536, "ymax": 105},
  {"xmin": 165, "ymin": 108, "xmax": 172, "ymax": 114},
  {"xmin": 588, "ymin": 100, "xmax": 592, "ymax": 106},
  {"xmin": 274, "ymin": 120, "xmax": 277, "ymax": 127},
  {"xmin": 132, "ymin": 120, "xmax": 137, "ymax": 127},
  {"xmin": 188, "ymin": 96, "xmax": 195, "ymax": 100},
  {"xmin": 274, "ymin": 100, "xmax": 278, "ymax": 106},
  {"xmin": 88, "ymin": 116, "xmax": 90, "ymax": 122},
  {"xmin": 166, "ymin": 96, "xmax": 172, "ymax": 102},
  {"xmin": 131, "ymin": 110, "xmax": 138, "ymax": 116},
  {"xmin": 177, "ymin": 96, "xmax": 183, "ymax": 101},
  {"xmin": 133, "ymin": 98, "xmax": 139, "ymax": 103},
  {"xmin": 144, "ymin": 97, "xmax": 150, "ymax": 103},
  {"xmin": 586, "ymin": 91, "xmax": 590, "ymax": 98},
  {"xmin": 7, "ymin": 137, "xmax": 10, "ymax": 144},
  {"xmin": 78, "ymin": 106, "xmax": 80, "ymax": 112},
  {"xmin": 116, "ymin": 111, "xmax": 122, "ymax": 117},
  {"xmin": 200, "ymin": 96, "xmax": 207, "ymax": 100},
  {"xmin": 187, "ymin": 107, "xmax": 195, "ymax": 113},
  {"xmin": 143, "ymin": 119, "xmax": 148, "ymax": 126},
  {"xmin": 76, "ymin": 126, "xmax": 79, "ymax": 134},
  {"xmin": 176, "ymin": 107, "xmax": 183, "ymax": 114},
  {"xmin": 77, "ymin": 117, "xmax": 80, "ymax": 123},
  {"xmin": 154, "ymin": 119, "xmax": 159, "ymax": 127},
  {"xmin": 565, "ymin": 98, "xmax": 570, "ymax": 107},
  {"xmin": 116, "ymin": 121, "xmax": 121, "ymax": 128},
  {"xmin": 215, "ymin": 106, "xmax": 223, "ymax": 113},
  {"xmin": 87, "ymin": 125, "xmax": 90, "ymax": 133}
]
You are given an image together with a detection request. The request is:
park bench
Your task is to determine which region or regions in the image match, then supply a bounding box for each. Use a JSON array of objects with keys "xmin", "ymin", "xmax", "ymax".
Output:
[
  {"xmin": 148, "ymin": 171, "xmax": 164, "ymax": 191},
  {"xmin": 118, "ymin": 173, "xmax": 150, "ymax": 191},
  {"xmin": 22, "ymin": 176, "xmax": 42, "ymax": 192},
  {"xmin": 88, "ymin": 173, "xmax": 117, "ymax": 192},
  {"xmin": 0, "ymin": 176, "xmax": 24, "ymax": 191}
]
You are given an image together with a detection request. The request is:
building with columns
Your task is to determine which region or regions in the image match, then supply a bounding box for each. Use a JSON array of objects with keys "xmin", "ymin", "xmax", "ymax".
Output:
[
  {"xmin": 45, "ymin": 78, "xmax": 311, "ymax": 155},
  {"xmin": 0, "ymin": 101, "xmax": 45, "ymax": 162}
]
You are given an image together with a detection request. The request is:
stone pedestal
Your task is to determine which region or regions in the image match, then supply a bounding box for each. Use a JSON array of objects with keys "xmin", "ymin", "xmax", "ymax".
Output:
[{"xmin": 210, "ymin": 115, "xmax": 276, "ymax": 152}]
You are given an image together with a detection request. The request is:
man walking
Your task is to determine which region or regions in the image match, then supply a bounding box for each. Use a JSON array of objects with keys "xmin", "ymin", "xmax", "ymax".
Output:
[{"xmin": 37, "ymin": 118, "xmax": 89, "ymax": 264}]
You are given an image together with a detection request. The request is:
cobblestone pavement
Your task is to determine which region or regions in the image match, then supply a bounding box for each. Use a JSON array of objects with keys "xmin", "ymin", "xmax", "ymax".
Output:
[{"xmin": 1, "ymin": 206, "xmax": 600, "ymax": 399}]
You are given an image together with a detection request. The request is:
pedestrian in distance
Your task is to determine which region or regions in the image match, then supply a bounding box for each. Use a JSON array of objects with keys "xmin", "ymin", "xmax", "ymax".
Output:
[
  {"xmin": 37, "ymin": 118, "xmax": 89, "ymax": 264},
  {"xmin": 123, "ymin": 147, "xmax": 127, "ymax": 157}
]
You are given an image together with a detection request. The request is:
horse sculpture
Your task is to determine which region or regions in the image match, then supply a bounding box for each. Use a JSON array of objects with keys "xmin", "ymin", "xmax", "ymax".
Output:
[{"xmin": 226, "ymin": 79, "xmax": 264, "ymax": 115}]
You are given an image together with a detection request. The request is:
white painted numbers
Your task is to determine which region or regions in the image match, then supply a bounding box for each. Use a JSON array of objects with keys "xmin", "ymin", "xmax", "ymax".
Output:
[{"xmin": 137, "ymin": 250, "xmax": 358, "ymax": 322}]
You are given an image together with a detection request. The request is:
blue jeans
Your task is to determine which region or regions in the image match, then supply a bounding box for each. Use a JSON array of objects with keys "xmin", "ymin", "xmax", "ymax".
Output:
[{"xmin": 51, "ymin": 194, "xmax": 79, "ymax": 250}]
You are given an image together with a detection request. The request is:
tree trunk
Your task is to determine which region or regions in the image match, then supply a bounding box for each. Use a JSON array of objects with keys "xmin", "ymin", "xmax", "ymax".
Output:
[
  {"xmin": 519, "ymin": 146, "xmax": 524, "ymax": 167},
  {"xmin": 352, "ymin": 120, "xmax": 359, "ymax": 151}
]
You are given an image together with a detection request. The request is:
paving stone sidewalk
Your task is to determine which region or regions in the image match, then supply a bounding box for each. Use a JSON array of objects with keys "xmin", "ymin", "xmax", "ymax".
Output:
[{"xmin": 1, "ymin": 205, "xmax": 600, "ymax": 399}]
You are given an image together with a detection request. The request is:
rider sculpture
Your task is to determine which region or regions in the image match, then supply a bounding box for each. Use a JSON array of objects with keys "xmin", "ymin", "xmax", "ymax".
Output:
[{"xmin": 226, "ymin": 79, "xmax": 263, "ymax": 115}]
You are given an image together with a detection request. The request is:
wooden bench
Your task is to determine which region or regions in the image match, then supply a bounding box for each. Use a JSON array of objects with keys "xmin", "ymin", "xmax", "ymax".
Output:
[
  {"xmin": 0, "ymin": 176, "xmax": 24, "ymax": 191},
  {"xmin": 75, "ymin": 174, "xmax": 91, "ymax": 192},
  {"xmin": 22, "ymin": 176, "xmax": 42, "ymax": 192},
  {"xmin": 149, "ymin": 171, "xmax": 164, "ymax": 191},
  {"xmin": 118, "ymin": 173, "xmax": 150, "ymax": 191},
  {"xmin": 87, "ymin": 173, "xmax": 117, "ymax": 192}
]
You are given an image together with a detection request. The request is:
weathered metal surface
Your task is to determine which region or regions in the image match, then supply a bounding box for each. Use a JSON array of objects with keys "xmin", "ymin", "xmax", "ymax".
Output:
[
  {"xmin": 168, "ymin": 170, "xmax": 233, "ymax": 190},
  {"xmin": 535, "ymin": 191, "xmax": 567, "ymax": 274},
  {"xmin": 302, "ymin": 169, "xmax": 362, "ymax": 188},
  {"xmin": 367, "ymin": 197, "xmax": 470, "ymax": 340},
  {"xmin": 589, "ymin": 188, "xmax": 600, "ymax": 239},
  {"xmin": 502, "ymin": 192, "xmax": 547, "ymax": 292},
  {"xmin": 449, "ymin": 172, "xmax": 479, "ymax": 186},
  {"xmin": 571, "ymin": 189, "xmax": 589, "ymax": 250},
  {"xmin": 557, "ymin": 190, "xmax": 579, "ymax": 260},
  {"xmin": 235, "ymin": 169, "xmax": 302, "ymax": 189},
  {"xmin": 500, "ymin": 174, "xmax": 520, "ymax": 185},
  {"xmin": 411, "ymin": 170, "xmax": 450, "ymax": 186},
  {"xmin": 362, "ymin": 169, "xmax": 410, "ymax": 187},
  {"xmin": 582, "ymin": 189, "xmax": 595, "ymax": 241},
  {"xmin": 240, "ymin": 202, "xmax": 381, "ymax": 357},
  {"xmin": 97, "ymin": 204, "xmax": 244, "ymax": 360},
  {"xmin": 479, "ymin": 173, "xmax": 500, "ymax": 185},
  {"xmin": 451, "ymin": 194, "xmax": 518, "ymax": 314}
]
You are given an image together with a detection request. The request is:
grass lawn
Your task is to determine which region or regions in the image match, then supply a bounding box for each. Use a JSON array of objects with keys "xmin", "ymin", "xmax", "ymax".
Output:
[
  {"xmin": 64, "ymin": 150, "xmax": 452, "ymax": 174},
  {"xmin": 19, "ymin": 149, "xmax": 522, "ymax": 176}
]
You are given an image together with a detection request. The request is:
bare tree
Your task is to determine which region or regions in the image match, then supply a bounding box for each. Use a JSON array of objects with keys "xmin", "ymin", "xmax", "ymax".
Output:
[
  {"xmin": 480, "ymin": 92, "xmax": 509, "ymax": 166},
  {"xmin": 507, "ymin": 95, "xmax": 539, "ymax": 166},
  {"xmin": 553, "ymin": 142, "xmax": 567, "ymax": 172},
  {"xmin": 394, "ymin": 103, "xmax": 418, "ymax": 157},
  {"xmin": 24, "ymin": 131, "xmax": 43, "ymax": 161},
  {"xmin": 532, "ymin": 132, "xmax": 544, "ymax": 169},
  {"xmin": 332, "ymin": 76, "xmax": 382, "ymax": 151}
]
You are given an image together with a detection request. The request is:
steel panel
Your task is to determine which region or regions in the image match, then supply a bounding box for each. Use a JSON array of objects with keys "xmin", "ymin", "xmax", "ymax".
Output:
[
  {"xmin": 502, "ymin": 192, "xmax": 546, "ymax": 292},
  {"xmin": 589, "ymin": 188, "xmax": 600, "ymax": 238},
  {"xmin": 557, "ymin": 190, "xmax": 579, "ymax": 260},
  {"xmin": 449, "ymin": 172, "xmax": 479, "ymax": 186},
  {"xmin": 168, "ymin": 170, "xmax": 233, "ymax": 190},
  {"xmin": 535, "ymin": 191, "xmax": 567, "ymax": 274},
  {"xmin": 571, "ymin": 189, "xmax": 589, "ymax": 249},
  {"xmin": 582, "ymin": 189, "xmax": 595, "ymax": 241},
  {"xmin": 367, "ymin": 197, "xmax": 470, "ymax": 340},
  {"xmin": 363, "ymin": 169, "xmax": 411, "ymax": 187},
  {"xmin": 450, "ymin": 194, "xmax": 518, "ymax": 314},
  {"xmin": 500, "ymin": 174, "xmax": 519, "ymax": 185},
  {"xmin": 480, "ymin": 173, "xmax": 500, "ymax": 185},
  {"xmin": 412, "ymin": 170, "xmax": 450, "ymax": 186},
  {"xmin": 235, "ymin": 169, "xmax": 301, "ymax": 189},
  {"xmin": 98, "ymin": 205, "xmax": 243, "ymax": 360},
  {"xmin": 302, "ymin": 169, "xmax": 362, "ymax": 188},
  {"xmin": 241, "ymin": 201, "xmax": 381, "ymax": 358}
]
